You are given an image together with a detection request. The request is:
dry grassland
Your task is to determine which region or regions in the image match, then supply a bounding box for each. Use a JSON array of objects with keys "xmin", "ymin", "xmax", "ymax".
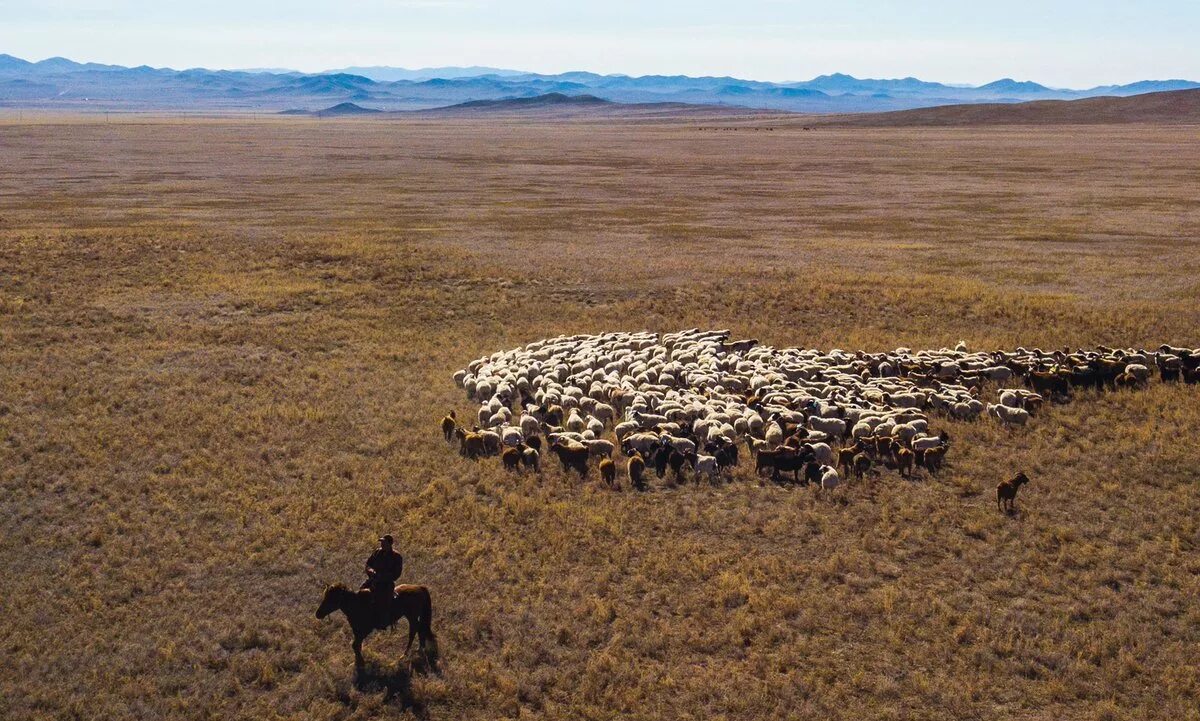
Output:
[{"xmin": 1, "ymin": 116, "xmax": 1199, "ymax": 720}]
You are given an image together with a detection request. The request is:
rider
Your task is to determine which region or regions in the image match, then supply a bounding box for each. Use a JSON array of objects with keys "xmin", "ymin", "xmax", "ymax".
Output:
[{"xmin": 363, "ymin": 534, "xmax": 404, "ymax": 621}]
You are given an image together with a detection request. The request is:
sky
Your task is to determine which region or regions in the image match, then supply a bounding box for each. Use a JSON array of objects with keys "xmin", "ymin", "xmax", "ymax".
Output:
[{"xmin": 2, "ymin": 0, "xmax": 1199, "ymax": 87}]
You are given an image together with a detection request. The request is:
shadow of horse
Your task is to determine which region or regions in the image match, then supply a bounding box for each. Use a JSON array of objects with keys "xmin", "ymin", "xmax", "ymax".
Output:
[{"xmin": 353, "ymin": 659, "xmax": 427, "ymax": 717}]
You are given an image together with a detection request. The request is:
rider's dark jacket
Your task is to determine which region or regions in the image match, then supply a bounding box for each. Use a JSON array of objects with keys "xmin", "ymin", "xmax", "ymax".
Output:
[{"xmin": 366, "ymin": 548, "xmax": 404, "ymax": 589}]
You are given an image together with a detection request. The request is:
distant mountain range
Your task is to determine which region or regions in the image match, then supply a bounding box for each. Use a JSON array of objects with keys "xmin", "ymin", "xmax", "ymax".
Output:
[{"xmin": 2, "ymin": 53, "xmax": 1198, "ymax": 114}]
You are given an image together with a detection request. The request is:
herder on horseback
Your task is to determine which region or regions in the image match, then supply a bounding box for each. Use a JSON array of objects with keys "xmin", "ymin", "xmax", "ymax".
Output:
[
  {"xmin": 362, "ymin": 534, "xmax": 404, "ymax": 625},
  {"xmin": 317, "ymin": 533, "xmax": 436, "ymax": 668}
]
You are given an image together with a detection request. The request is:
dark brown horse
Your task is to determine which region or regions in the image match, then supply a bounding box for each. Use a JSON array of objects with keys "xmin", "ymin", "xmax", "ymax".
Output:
[{"xmin": 316, "ymin": 583, "xmax": 436, "ymax": 667}]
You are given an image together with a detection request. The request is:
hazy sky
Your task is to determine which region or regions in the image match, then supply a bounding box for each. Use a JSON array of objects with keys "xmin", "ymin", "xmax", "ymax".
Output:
[{"xmin": 3, "ymin": 0, "xmax": 1198, "ymax": 86}]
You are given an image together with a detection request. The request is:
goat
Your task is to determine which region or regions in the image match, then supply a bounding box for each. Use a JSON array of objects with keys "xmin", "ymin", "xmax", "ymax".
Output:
[{"xmin": 996, "ymin": 472, "xmax": 1030, "ymax": 513}]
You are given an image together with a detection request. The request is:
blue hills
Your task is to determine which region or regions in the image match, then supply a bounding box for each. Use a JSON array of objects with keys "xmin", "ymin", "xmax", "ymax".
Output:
[{"xmin": 1, "ymin": 53, "xmax": 1197, "ymax": 114}]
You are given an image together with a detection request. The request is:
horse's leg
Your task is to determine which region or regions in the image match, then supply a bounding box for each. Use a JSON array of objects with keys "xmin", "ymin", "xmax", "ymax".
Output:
[
  {"xmin": 352, "ymin": 634, "xmax": 365, "ymax": 667},
  {"xmin": 405, "ymin": 614, "xmax": 417, "ymax": 653}
]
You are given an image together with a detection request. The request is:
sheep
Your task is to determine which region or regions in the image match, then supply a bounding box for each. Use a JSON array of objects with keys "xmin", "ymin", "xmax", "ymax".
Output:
[
  {"xmin": 688, "ymin": 452, "xmax": 719, "ymax": 482},
  {"xmin": 911, "ymin": 432, "xmax": 948, "ymax": 452},
  {"xmin": 592, "ymin": 402, "xmax": 616, "ymax": 427},
  {"xmin": 584, "ymin": 439, "xmax": 616, "ymax": 460},
  {"xmin": 819, "ymin": 465, "xmax": 840, "ymax": 489},
  {"xmin": 452, "ymin": 334, "xmax": 1170, "ymax": 497},
  {"xmin": 807, "ymin": 442, "xmax": 835, "ymax": 466},
  {"xmin": 456, "ymin": 427, "xmax": 486, "ymax": 460},
  {"xmin": 500, "ymin": 446, "xmax": 522, "ymax": 472},
  {"xmin": 852, "ymin": 453, "xmax": 873, "ymax": 480},
  {"xmin": 837, "ymin": 442, "xmax": 861, "ymax": 476},
  {"xmin": 519, "ymin": 414, "xmax": 541, "ymax": 438},
  {"xmin": 627, "ymin": 453, "xmax": 647, "ymax": 491},
  {"xmin": 441, "ymin": 411, "xmax": 457, "ymax": 442},
  {"xmin": 997, "ymin": 472, "xmax": 1030, "ymax": 513},
  {"xmin": 987, "ymin": 403, "xmax": 1030, "ymax": 427},
  {"xmin": 565, "ymin": 410, "xmax": 587, "ymax": 433},
  {"xmin": 808, "ymin": 416, "xmax": 847, "ymax": 438},
  {"xmin": 999, "ymin": 390, "xmax": 1022, "ymax": 408},
  {"xmin": 921, "ymin": 445, "xmax": 946, "ymax": 474},
  {"xmin": 550, "ymin": 439, "xmax": 590, "ymax": 477},
  {"xmin": 521, "ymin": 446, "xmax": 541, "ymax": 472},
  {"xmin": 500, "ymin": 426, "xmax": 524, "ymax": 448},
  {"xmin": 1124, "ymin": 363, "xmax": 1151, "ymax": 383},
  {"xmin": 891, "ymin": 440, "xmax": 914, "ymax": 478},
  {"xmin": 661, "ymin": 436, "xmax": 697, "ymax": 455},
  {"xmin": 476, "ymin": 429, "xmax": 502, "ymax": 454},
  {"xmin": 599, "ymin": 458, "xmax": 617, "ymax": 488}
]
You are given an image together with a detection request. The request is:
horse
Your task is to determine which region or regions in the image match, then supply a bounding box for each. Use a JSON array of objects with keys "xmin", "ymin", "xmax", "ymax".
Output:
[{"xmin": 316, "ymin": 583, "xmax": 437, "ymax": 668}]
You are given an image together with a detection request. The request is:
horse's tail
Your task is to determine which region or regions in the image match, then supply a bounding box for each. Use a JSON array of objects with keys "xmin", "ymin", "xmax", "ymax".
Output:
[{"xmin": 420, "ymin": 587, "xmax": 435, "ymax": 639}]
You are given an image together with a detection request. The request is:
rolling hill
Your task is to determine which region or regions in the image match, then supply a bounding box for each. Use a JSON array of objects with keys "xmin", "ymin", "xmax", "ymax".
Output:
[{"xmin": 821, "ymin": 88, "xmax": 1200, "ymax": 126}]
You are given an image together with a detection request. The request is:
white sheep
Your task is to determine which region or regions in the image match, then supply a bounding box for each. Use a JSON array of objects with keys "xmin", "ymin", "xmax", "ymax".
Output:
[{"xmin": 987, "ymin": 403, "xmax": 1029, "ymax": 426}]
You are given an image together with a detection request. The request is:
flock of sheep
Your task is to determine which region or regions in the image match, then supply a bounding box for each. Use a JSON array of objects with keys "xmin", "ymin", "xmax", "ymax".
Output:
[{"xmin": 444, "ymin": 330, "xmax": 1199, "ymax": 491}]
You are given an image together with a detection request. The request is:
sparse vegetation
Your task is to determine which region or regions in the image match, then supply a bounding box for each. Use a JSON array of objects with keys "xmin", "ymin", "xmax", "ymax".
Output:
[{"xmin": 1, "ymin": 116, "xmax": 1199, "ymax": 720}]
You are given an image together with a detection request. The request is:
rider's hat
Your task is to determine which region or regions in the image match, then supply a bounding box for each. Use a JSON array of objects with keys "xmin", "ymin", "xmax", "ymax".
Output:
[{"xmin": 380, "ymin": 534, "xmax": 394, "ymax": 545}]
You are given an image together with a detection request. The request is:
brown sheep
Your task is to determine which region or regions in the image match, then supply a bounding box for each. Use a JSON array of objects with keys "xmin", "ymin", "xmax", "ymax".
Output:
[
  {"xmin": 500, "ymin": 446, "xmax": 522, "ymax": 472},
  {"xmin": 599, "ymin": 458, "xmax": 617, "ymax": 489},
  {"xmin": 627, "ymin": 453, "xmax": 647, "ymax": 490},
  {"xmin": 550, "ymin": 439, "xmax": 589, "ymax": 477},
  {"xmin": 997, "ymin": 472, "xmax": 1030, "ymax": 513},
  {"xmin": 852, "ymin": 453, "xmax": 872, "ymax": 480},
  {"xmin": 837, "ymin": 441, "xmax": 862, "ymax": 476},
  {"xmin": 521, "ymin": 446, "xmax": 540, "ymax": 473},
  {"xmin": 456, "ymin": 426, "xmax": 485, "ymax": 460},
  {"xmin": 440, "ymin": 411, "xmax": 457, "ymax": 442},
  {"xmin": 891, "ymin": 440, "xmax": 914, "ymax": 478},
  {"xmin": 922, "ymin": 445, "xmax": 947, "ymax": 474},
  {"xmin": 541, "ymin": 404, "xmax": 564, "ymax": 427},
  {"xmin": 871, "ymin": 435, "xmax": 894, "ymax": 463}
]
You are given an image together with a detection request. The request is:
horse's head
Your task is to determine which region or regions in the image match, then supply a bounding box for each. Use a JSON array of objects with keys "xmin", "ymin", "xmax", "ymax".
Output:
[{"xmin": 316, "ymin": 583, "xmax": 349, "ymax": 619}]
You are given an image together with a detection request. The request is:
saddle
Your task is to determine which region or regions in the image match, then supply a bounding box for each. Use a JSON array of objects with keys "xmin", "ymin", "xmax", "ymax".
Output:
[{"xmin": 360, "ymin": 580, "xmax": 398, "ymax": 628}]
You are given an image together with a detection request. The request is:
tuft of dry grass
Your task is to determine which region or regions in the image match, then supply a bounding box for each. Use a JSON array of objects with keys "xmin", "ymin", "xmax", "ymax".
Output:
[{"xmin": 1, "ymin": 116, "xmax": 1199, "ymax": 720}]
